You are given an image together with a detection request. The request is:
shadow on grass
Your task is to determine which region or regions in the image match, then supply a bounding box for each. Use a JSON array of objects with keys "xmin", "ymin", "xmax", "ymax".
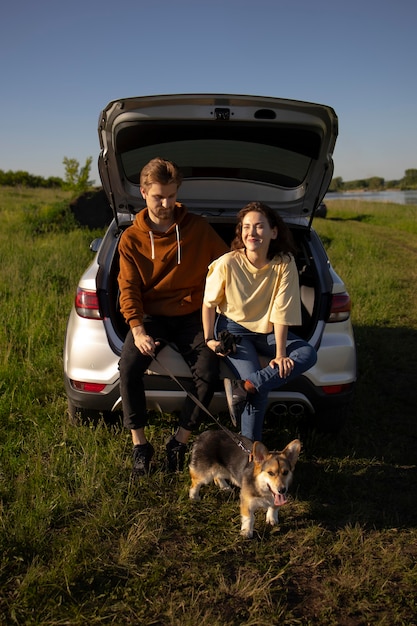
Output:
[
  {"xmin": 294, "ymin": 458, "xmax": 417, "ymax": 531},
  {"xmin": 261, "ymin": 323, "xmax": 417, "ymax": 532},
  {"xmin": 327, "ymin": 214, "xmax": 374, "ymax": 223}
]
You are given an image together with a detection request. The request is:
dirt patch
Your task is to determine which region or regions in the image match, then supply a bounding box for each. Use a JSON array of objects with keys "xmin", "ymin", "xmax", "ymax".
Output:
[{"xmin": 69, "ymin": 188, "xmax": 113, "ymax": 229}]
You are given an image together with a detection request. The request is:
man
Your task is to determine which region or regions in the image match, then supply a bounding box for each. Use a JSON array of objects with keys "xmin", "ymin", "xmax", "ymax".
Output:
[{"xmin": 118, "ymin": 158, "xmax": 228, "ymax": 475}]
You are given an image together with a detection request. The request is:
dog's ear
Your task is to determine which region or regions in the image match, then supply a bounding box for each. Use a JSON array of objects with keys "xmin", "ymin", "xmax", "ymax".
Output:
[
  {"xmin": 282, "ymin": 439, "xmax": 302, "ymax": 469},
  {"xmin": 252, "ymin": 441, "xmax": 269, "ymax": 464}
]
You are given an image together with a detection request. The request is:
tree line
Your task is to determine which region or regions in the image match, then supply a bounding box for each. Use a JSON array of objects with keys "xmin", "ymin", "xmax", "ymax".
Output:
[
  {"xmin": 0, "ymin": 169, "xmax": 64, "ymax": 188},
  {"xmin": 0, "ymin": 157, "xmax": 93, "ymax": 194},
  {"xmin": 1, "ymin": 160, "xmax": 416, "ymax": 193},
  {"xmin": 329, "ymin": 169, "xmax": 417, "ymax": 192}
]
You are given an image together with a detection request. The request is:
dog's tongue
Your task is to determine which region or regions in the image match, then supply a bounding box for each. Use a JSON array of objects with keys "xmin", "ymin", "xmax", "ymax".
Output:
[{"xmin": 274, "ymin": 492, "xmax": 288, "ymax": 506}]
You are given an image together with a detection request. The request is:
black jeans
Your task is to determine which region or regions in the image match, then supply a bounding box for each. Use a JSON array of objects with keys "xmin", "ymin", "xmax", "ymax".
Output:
[{"xmin": 119, "ymin": 310, "xmax": 219, "ymax": 431}]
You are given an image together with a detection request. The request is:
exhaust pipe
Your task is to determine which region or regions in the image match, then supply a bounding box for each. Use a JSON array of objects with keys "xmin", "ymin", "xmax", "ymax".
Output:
[
  {"xmin": 288, "ymin": 403, "xmax": 305, "ymax": 417},
  {"xmin": 270, "ymin": 403, "xmax": 288, "ymax": 417},
  {"xmin": 269, "ymin": 402, "xmax": 306, "ymax": 417}
]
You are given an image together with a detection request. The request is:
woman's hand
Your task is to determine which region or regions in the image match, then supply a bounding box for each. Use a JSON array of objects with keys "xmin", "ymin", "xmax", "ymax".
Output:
[
  {"xmin": 206, "ymin": 339, "xmax": 228, "ymax": 357},
  {"xmin": 270, "ymin": 355, "xmax": 294, "ymax": 378}
]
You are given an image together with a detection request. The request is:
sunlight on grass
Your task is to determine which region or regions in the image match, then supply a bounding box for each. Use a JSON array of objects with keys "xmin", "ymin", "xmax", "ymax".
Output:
[
  {"xmin": 315, "ymin": 202, "xmax": 417, "ymax": 329},
  {"xmin": 1, "ymin": 189, "xmax": 417, "ymax": 625}
]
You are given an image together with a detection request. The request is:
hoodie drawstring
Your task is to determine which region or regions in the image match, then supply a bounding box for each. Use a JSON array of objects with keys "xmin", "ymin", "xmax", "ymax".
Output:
[
  {"xmin": 175, "ymin": 224, "xmax": 181, "ymax": 265},
  {"xmin": 148, "ymin": 225, "xmax": 181, "ymax": 264},
  {"xmin": 148, "ymin": 230, "xmax": 155, "ymax": 260}
]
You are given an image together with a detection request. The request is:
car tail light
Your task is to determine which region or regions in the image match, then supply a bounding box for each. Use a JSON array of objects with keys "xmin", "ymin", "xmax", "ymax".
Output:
[
  {"xmin": 75, "ymin": 287, "xmax": 103, "ymax": 319},
  {"xmin": 71, "ymin": 380, "xmax": 106, "ymax": 392},
  {"xmin": 328, "ymin": 292, "xmax": 351, "ymax": 322},
  {"xmin": 321, "ymin": 383, "xmax": 353, "ymax": 395}
]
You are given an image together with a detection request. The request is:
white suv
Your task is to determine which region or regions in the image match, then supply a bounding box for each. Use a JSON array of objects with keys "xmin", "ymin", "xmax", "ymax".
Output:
[{"xmin": 64, "ymin": 94, "xmax": 356, "ymax": 432}]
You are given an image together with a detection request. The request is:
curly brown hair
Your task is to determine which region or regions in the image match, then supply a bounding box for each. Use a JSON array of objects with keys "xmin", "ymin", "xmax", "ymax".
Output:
[{"xmin": 231, "ymin": 201, "xmax": 297, "ymax": 261}]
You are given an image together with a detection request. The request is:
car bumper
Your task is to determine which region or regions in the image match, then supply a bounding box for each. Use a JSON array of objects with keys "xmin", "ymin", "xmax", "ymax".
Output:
[{"xmin": 64, "ymin": 311, "xmax": 356, "ymax": 428}]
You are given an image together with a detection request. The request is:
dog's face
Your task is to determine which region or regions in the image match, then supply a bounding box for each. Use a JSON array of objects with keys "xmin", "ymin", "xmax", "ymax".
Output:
[{"xmin": 251, "ymin": 439, "xmax": 301, "ymax": 505}]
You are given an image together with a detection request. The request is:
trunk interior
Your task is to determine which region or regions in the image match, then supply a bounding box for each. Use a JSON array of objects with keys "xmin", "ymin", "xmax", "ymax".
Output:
[{"xmin": 105, "ymin": 222, "xmax": 323, "ymax": 347}]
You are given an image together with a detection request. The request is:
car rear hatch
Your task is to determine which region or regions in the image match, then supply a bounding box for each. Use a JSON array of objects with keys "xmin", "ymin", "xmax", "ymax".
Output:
[{"xmin": 97, "ymin": 93, "xmax": 338, "ymax": 225}]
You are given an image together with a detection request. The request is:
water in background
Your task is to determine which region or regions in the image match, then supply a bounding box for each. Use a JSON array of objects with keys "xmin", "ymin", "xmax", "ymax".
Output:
[{"xmin": 325, "ymin": 190, "xmax": 417, "ymax": 205}]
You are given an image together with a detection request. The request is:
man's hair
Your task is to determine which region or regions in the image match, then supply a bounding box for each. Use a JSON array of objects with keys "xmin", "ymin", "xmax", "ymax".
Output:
[
  {"xmin": 231, "ymin": 201, "xmax": 297, "ymax": 261},
  {"xmin": 140, "ymin": 158, "xmax": 183, "ymax": 190}
]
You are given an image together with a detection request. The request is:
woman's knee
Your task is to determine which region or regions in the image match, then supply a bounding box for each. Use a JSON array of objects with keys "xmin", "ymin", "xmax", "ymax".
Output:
[{"xmin": 291, "ymin": 342, "xmax": 317, "ymax": 369}]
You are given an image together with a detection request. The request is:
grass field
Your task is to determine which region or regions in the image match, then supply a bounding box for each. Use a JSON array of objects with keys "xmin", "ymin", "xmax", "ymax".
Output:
[{"xmin": 1, "ymin": 188, "xmax": 417, "ymax": 625}]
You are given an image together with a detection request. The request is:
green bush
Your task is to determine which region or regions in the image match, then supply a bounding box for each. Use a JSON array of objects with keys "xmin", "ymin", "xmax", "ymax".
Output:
[{"xmin": 24, "ymin": 200, "xmax": 79, "ymax": 235}]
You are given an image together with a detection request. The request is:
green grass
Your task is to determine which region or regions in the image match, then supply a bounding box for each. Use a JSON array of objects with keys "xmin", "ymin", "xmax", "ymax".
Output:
[{"xmin": 1, "ymin": 189, "xmax": 417, "ymax": 625}]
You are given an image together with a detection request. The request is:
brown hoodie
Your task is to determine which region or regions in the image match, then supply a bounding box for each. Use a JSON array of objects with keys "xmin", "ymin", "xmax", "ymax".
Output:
[{"xmin": 118, "ymin": 203, "xmax": 228, "ymax": 329}]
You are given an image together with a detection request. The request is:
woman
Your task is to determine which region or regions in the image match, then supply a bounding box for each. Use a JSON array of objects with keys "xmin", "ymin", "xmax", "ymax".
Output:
[{"xmin": 202, "ymin": 201, "xmax": 317, "ymax": 441}]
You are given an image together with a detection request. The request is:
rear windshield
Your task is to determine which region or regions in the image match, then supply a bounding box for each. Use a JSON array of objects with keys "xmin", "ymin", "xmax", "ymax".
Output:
[{"xmin": 116, "ymin": 122, "xmax": 321, "ymax": 188}]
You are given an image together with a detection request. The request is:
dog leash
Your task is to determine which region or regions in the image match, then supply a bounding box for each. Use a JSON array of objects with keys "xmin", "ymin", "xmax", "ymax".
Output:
[{"xmin": 153, "ymin": 341, "xmax": 253, "ymax": 455}]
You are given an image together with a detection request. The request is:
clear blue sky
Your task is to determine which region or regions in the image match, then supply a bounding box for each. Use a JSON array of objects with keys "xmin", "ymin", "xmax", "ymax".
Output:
[{"xmin": 1, "ymin": 0, "xmax": 416, "ymax": 185}]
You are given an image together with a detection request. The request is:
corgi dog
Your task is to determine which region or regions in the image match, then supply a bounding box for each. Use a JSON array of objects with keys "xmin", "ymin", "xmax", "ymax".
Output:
[{"xmin": 189, "ymin": 430, "xmax": 301, "ymax": 538}]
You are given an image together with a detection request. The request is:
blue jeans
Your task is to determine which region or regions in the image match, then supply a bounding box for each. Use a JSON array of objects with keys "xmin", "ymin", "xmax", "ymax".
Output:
[{"xmin": 215, "ymin": 315, "xmax": 317, "ymax": 441}]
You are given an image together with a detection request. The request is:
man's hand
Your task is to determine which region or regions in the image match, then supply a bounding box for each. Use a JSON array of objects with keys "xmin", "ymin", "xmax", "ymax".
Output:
[{"xmin": 132, "ymin": 326, "xmax": 159, "ymax": 356}]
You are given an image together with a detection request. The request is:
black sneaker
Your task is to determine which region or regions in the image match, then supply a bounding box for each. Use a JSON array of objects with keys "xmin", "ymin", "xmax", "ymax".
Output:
[
  {"xmin": 224, "ymin": 378, "xmax": 247, "ymax": 427},
  {"xmin": 132, "ymin": 442, "xmax": 154, "ymax": 476},
  {"xmin": 165, "ymin": 436, "xmax": 187, "ymax": 472}
]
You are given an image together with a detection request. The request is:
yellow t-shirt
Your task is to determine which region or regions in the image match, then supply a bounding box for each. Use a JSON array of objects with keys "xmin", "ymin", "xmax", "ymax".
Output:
[{"xmin": 203, "ymin": 249, "xmax": 302, "ymax": 334}]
